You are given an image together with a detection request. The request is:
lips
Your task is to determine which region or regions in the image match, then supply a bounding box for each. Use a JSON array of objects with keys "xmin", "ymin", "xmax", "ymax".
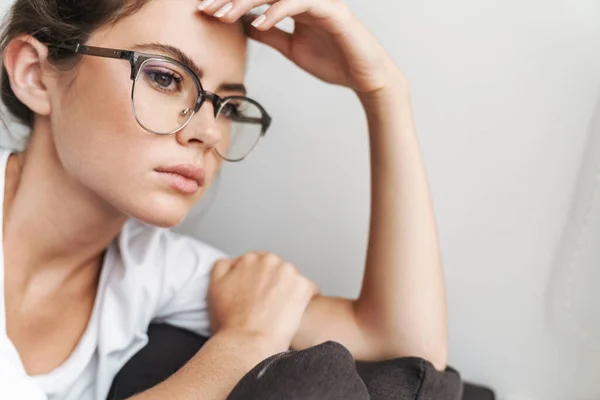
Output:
[{"xmin": 155, "ymin": 164, "xmax": 206, "ymax": 194}]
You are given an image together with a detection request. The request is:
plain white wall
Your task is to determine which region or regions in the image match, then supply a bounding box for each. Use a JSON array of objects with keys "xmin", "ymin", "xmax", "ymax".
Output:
[
  {"xmin": 0, "ymin": 0, "xmax": 597, "ymax": 398},
  {"xmin": 175, "ymin": 1, "xmax": 600, "ymax": 399}
]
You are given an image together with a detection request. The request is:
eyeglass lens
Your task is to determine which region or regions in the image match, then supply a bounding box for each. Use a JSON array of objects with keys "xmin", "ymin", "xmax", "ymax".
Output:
[{"xmin": 132, "ymin": 58, "xmax": 264, "ymax": 161}]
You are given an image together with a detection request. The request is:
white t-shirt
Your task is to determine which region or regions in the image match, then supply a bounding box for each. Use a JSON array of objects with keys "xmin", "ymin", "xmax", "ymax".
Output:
[{"xmin": 0, "ymin": 148, "xmax": 228, "ymax": 399}]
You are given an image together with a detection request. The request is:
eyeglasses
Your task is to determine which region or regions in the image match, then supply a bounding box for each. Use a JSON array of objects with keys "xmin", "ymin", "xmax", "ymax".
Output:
[{"xmin": 47, "ymin": 43, "xmax": 272, "ymax": 162}]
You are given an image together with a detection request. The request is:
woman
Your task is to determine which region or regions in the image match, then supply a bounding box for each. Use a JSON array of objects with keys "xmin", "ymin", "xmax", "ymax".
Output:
[{"xmin": 0, "ymin": 0, "xmax": 456, "ymax": 399}]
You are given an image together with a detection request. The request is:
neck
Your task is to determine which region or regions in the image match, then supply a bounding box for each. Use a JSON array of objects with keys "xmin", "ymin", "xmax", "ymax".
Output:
[{"xmin": 3, "ymin": 118, "xmax": 128, "ymax": 281}]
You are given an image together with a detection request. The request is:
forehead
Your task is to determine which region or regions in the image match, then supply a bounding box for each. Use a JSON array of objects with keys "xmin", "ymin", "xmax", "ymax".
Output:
[{"xmin": 91, "ymin": 0, "xmax": 248, "ymax": 87}]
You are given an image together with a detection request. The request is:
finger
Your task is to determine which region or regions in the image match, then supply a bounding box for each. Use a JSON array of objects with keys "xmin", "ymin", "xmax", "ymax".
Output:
[
  {"xmin": 251, "ymin": 0, "xmax": 343, "ymax": 31},
  {"xmin": 197, "ymin": 0, "xmax": 276, "ymax": 20},
  {"xmin": 220, "ymin": 1, "xmax": 278, "ymax": 23},
  {"xmin": 211, "ymin": 258, "xmax": 235, "ymax": 280},
  {"xmin": 196, "ymin": 0, "xmax": 233, "ymax": 15},
  {"xmin": 249, "ymin": 0, "xmax": 308, "ymax": 31},
  {"xmin": 243, "ymin": 15, "xmax": 293, "ymax": 58}
]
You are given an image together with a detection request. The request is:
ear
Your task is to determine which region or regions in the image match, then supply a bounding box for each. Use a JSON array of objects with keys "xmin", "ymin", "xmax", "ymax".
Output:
[{"xmin": 3, "ymin": 35, "xmax": 52, "ymax": 117}]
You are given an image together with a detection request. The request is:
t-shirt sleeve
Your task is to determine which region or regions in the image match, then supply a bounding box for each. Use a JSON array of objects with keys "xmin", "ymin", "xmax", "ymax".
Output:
[{"xmin": 148, "ymin": 230, "xmax": 229, "ymax": 338}]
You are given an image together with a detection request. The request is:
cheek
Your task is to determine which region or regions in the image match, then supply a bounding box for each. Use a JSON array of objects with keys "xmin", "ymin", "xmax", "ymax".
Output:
[
  {"xmin": 207, "ymin": 156, "xmax": 223, "ymax": 185},
  {"xmin": 61, "ymin": 62, "xmax": 135, "ymax": 142},
  {"xmin": 46, "ymin": 61, "xmax": 226, "ymax": 227},
  {"xmin": 49, "ymin": 64, "xmax": 153, "ymax": 191},
  {"xmin": 194, "ymin": 153, "xmax": 223, "ymax": 200}
]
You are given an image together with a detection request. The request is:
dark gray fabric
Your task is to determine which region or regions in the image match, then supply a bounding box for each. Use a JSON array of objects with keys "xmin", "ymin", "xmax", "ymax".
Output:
[
  {"xmin": 109, "ymin": 324, "xmax": 465, "ymax": 400},
  {"xmin": 228, "ymin": 341, "xmax": 463, "ymax": 400},
  {"xmin": 109, "ymin": 324, "xmax": 208, "ymax": 399},
  {"xmin": 228, "ymin": 341, "xmax": 370, "ymax": 400},
  {"xmin": 356, "ymin": 357, "xmax": 463, "ymax": 400},
  {"xmin": 462, "ymin": 384, "xmax": 495, "ymax": 400}
]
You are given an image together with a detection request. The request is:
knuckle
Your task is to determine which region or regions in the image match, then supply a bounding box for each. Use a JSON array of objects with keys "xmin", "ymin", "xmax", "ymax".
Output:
[
  {"xmin": 265, "ymin": 1, "xmax": 283, "ymax": 12},
  {"xmin": 211, "ymin": 259, "xmax": 228, "ymax": 274},
  {"xmin": 297, "ymin": 274, "xmax": 310, "ymax": 286},
  {"xmin": 251, "ymin": 250, "xmax": 267, "ymax": 258},
  {"xmin": 291, "ymin": 279, "xmax": 314, "ymax": 299},
  {"xmin": 240, "ymin": 251, "xmax": 285, "ymax": 271},
  {"xmin": 263, "ymin": 252, "xmax": 282, "ymax": 265},
  {"xmin": 301, "ymin": 276, "xmax": 318, "ymax": 293},
  {"xmin": 281, "ymin": 262, "xmax": 299, "ymax": 276},
  {"xmin": 240, "ymin": 252, "xmax": 258, "ymax": 264}
]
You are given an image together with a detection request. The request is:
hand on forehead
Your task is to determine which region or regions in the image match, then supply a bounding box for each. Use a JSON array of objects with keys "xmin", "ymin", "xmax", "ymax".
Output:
[{"xmin": 92, "ymin": 0, "xmax": 248, "ymax": 88}]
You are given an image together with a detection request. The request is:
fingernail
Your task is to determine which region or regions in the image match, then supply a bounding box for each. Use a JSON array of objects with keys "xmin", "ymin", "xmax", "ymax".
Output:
[
  {"xmin": 251, "ymin": 14, "xmax": 266, "ymax": 28},
  {"xmin": 214, "ymin": 2, "xmax": 233, "ymax": 18},
  {"xmin": 197, "ymin": 0, "xmax": 215, "ymax": 11}
]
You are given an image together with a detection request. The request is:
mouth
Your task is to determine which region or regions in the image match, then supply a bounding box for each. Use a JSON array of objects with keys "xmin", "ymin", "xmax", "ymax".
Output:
[{"xmin": 155, "ymin": 164, "xmax": 206, "ymax": 195}]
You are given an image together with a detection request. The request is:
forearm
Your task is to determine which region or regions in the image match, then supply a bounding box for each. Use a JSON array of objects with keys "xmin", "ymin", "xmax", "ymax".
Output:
[
  {"xmin": 354, "ymin": 75, "xmax": 447, "ymax": 369},
  {"xmin": 129, "ymin": 331, "xmax": 281, "ymax": 400}
]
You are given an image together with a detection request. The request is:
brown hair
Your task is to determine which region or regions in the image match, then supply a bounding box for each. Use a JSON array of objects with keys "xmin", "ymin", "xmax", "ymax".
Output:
[{"xmin": 0, "ymin": 0, "xmax": 151, "ymax": 128}]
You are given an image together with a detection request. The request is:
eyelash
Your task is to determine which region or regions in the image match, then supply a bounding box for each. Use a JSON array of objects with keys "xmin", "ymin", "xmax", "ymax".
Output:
[{"xmin": 144, "ymin": 68, "xmax": 184, "ymax": 90}]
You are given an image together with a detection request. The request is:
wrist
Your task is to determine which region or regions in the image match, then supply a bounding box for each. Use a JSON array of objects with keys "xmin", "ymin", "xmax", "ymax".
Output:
[
  {"xmin": 358, "ymin": 72, "xmax": 410, "ymax": 106},
  {"xmin": 214, "ymin": 329, "xmax": 289, "ymax": 357},
  {"xmin": 357, "ymin": 71, "xmax": 412, "ymax": 116}
]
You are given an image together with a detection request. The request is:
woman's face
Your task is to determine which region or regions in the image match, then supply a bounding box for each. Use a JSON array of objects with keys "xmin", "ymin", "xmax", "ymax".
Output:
[{"xmin": 47, "ymin": 0, "xmax": 247, "ymax": 228}]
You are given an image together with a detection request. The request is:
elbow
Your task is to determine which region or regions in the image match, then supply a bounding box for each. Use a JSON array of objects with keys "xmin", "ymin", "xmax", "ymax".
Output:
[
  {"xmin": 374, "ymin": 327, "xmax": 449, "ymax": 371},
  {"xmin": 424, "ymin": 342, "xmax": 448, "ymax": 372},
  {"xmin": 352, "ymin": 303, "xmax": 449, "ymax": 370},
  {"xmin": 381, "ymin": 337, "xmax": 447, "ymax": 371}
]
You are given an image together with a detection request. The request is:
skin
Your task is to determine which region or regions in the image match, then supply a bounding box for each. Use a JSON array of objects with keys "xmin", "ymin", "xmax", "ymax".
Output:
[
  {"xmin": 3, "ymin": 0, "xmax": 247, "ymax": 375},
  {"xmin": 2, "ymin": 0, "xmax": 447, "ymax": 397}
]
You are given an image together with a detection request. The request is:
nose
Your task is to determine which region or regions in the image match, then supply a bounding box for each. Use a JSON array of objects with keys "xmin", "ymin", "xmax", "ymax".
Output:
[{"xmin": 175, "ymin": 102, "xmax": 221, "ymax": 148}]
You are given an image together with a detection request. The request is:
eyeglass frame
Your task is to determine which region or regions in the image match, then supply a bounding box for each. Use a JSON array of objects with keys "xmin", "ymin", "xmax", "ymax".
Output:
[{"xmin": 46, "ymin": 42, "xmax": 272, "ymax": 162}]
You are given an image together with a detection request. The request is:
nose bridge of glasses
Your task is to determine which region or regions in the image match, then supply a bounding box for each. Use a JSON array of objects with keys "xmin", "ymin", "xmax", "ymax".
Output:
[
  {"xmin": 194, "ymin": 91, "xmax": 222, "ymax": 117},
  {"xmin": 187, "ymin": 95, "xmax": 222, "ymax": 137}
]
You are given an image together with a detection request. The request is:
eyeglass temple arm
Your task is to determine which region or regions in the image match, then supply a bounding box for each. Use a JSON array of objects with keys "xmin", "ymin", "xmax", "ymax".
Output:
[
  {"xmin": 48, "ymin": 43, "xmax": 134, "ymax": 61},
  {"xmin": 48, "ymin": 43, "xmax": 273, "ymax": 133}
]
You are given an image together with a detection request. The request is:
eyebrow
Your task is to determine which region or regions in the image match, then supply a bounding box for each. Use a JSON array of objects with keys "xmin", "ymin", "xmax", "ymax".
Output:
[{"xmin": 132, "ymin": 43, "xmax": 247, "ymax": 95}]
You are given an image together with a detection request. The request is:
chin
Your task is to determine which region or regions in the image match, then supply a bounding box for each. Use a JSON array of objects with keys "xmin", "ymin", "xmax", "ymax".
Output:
[
  {"xmin": 125, "ymin": 194, "xmax": 193, "ymax": 229},
  {"xmin": 138, "ymin": 213, "xmax": 185, "ymax": 229}
]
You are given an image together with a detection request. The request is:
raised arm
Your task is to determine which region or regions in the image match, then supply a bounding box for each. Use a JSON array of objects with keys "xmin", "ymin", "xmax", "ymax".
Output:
[
  {"xmin": 202, "ymin": 0, "xmax": 446, "ymax": 369},
  {"xmin": 293, "ymin": 80, "xmax": 447, "ymax": 370},
  {"xmin": 197, "ymin": 0, "xmax": 448, "ymax": 370}
]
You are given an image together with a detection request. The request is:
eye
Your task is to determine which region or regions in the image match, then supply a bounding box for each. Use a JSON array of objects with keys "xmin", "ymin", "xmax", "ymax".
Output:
[
  {"xmin": 143, "ymin": 66, "xmax": 184, "ymax": 92},
  {"xmin": 220, "ymin": 102, "xmax": 241, "ymax": 118},
  {"xmin": 151, "ymin": 72, "xmax": 174, "ymax": 88}
]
